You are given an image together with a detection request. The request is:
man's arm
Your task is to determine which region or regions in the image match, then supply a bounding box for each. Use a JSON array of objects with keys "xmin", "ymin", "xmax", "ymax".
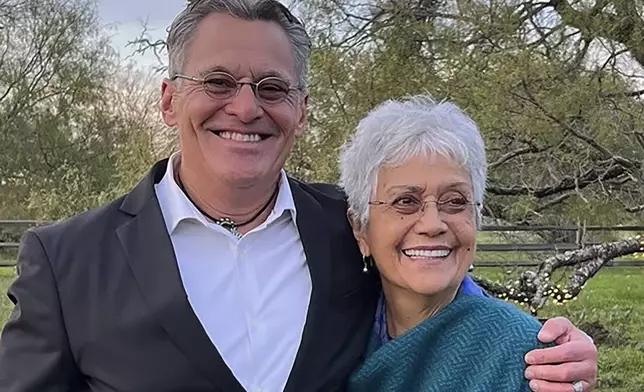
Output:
[
  {"xmin": 525, "ymin": 317, "xmax": 598, "ymax": 392},
  {"xmin": 463, "ymin": 275, "xmax": 597, "ymax": 391},
  {"xmin": 0, "ymin": 230, "xmax": 84, "ymax": 391}
]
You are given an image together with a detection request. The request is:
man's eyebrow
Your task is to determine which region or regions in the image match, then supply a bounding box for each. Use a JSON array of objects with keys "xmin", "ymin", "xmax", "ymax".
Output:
[
  {"xmin": 198, "ymin": 65, "xmax": 234, "ymax": 76},
  {"xmin": 198, "ymin": 66, "xmax": 291, "ymax": 81},
  {"xmin": 251, "ymin": 69, "xmax": 292, "ymax": 81}
]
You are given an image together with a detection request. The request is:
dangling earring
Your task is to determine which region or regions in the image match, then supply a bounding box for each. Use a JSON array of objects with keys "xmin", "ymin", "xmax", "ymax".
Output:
[{"xmin": 362, "ymin": 255, "xmax": 371, "ymax": 273}]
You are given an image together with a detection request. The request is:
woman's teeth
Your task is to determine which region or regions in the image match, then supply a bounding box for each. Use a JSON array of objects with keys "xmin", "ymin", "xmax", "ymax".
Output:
[{"xmin": 403, "ymin": 249, "xmax": 451, "ymax": 258}]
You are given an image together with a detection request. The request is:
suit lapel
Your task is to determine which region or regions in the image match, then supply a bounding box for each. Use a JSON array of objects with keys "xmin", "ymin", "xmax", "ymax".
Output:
[
  {"xmin": 116, "ymin": 160, "xmax": 245, "ymax": 392},
  {"xmin": 283, "ymin": 179, "xmax": 334, "ymax": 392}
]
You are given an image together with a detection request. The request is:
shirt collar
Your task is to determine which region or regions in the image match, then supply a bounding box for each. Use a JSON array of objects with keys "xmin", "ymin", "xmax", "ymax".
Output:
[{"xmin": 156, "ymin": 152, "xmax": 297, "ymax": 234}]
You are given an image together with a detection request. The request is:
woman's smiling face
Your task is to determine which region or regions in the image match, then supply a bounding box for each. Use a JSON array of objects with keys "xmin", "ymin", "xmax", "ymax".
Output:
[{"xmin": 354, "ymin": 154, "xmax": 478, "ymax": 297}]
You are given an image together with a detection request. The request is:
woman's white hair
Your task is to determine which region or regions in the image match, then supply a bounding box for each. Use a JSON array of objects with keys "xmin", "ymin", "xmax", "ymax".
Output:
[{"xmin": 339, "ymin": 94, "xmax": 487, "ymax": 230}]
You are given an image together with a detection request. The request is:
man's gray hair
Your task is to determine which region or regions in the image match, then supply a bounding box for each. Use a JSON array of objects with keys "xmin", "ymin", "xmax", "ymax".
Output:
[
  {"xmin": 166, "ymin": 0, "xmax": 311, "ymax": 87},
  {"xmin": 339, "ymin": 95, "xmax": 488, "ymax": 230}
]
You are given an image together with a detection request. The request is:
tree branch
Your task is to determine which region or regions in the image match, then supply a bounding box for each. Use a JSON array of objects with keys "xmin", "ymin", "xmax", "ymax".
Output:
[
  {"xmin": 487, "ymin": 163, "xmax": 626, "ymax": 198},
  {"xmin": 625, "ymin": 204, "xmax": 644, "ymax": 213},
  {"xmin": 549, "ymin": 0, "xmax": 644, "ymax": 67},
  {"xmin": 601, "ymin": 88, "xmax": 644, "ymax": 98},
  {"xmin": 473, "ymin": 236, "xmax": 644, "ymax": 314},
  {"xmin": 489, "ymin": 145, "xmax": 546, "ymax": 170},
  {"xmin": 534, "ymin": 191, "xmax": 574, "ymax": 213}
]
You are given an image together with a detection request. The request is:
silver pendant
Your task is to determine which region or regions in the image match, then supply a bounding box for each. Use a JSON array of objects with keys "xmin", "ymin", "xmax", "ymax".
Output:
[
  {"xmin": 215, "ymin": 217, "xmax": 242, "ymax": 238},
  {"xmin": 216, "ymin": 217, "xmax": 236, "ymax": 228}
]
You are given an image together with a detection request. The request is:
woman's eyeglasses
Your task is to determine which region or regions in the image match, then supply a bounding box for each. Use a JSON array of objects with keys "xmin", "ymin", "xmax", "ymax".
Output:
[{"xmin": 369, "ymin": 195, "xmax": 480, "ymax": 219}]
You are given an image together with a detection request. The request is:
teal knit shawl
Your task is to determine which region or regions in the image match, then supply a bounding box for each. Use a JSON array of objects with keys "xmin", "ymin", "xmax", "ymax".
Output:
[{"xmin": 348, "ymin": 290, "xmax": 549, "ymax": 392}]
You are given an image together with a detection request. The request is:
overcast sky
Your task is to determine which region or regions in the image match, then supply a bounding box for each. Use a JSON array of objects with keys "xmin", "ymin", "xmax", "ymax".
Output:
[
  {"xmin": 97, "ymin": 0, "xmax": 185, "ymax": 68},
  {"xmin": 97, "ymin": 0, "xmax": 293, "ymax": 69}
]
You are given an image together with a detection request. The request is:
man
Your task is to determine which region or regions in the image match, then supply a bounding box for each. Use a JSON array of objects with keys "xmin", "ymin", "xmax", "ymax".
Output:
[{"xmin": 0, "ymin": 1, "xmax": 597, "ymax": 391}]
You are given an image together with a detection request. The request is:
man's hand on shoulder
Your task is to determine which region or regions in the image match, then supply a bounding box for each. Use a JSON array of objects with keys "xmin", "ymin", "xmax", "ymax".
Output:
[{"xmin": 524, "ymin": 317, "xmax": 597, "ymax": 392}]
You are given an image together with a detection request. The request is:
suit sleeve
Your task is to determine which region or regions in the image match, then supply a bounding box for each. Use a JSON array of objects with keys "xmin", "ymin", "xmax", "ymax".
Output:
[
  {"xmin": 0, "ymin": 230, "xmax": 84, "ymax": 391},
  {"xmin": 505, "ymin": 321, "xmax": 554, "ymax": 392}
]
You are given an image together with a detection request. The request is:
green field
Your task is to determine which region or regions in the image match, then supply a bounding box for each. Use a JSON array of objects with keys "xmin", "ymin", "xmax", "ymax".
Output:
[
  {"xmin": 476, "ymin": 267, "xmax": 644, "ymax": 391},
  {"xmin": 0, "ymin": 266, "xmax": 642, "ymax": 391},
  {"xmin": 1, "ymin": 267, "xmax": 14, "ymax": 331}
]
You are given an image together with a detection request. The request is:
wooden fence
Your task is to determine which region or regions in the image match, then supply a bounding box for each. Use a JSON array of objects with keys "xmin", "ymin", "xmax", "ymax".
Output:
[
  {"xmin": 1, "ymin": 220, "xmax": 643, "ymax": 268},
  {"xmin": 474, "ymin": 224, "xmax": 644, "ymax": 268}
]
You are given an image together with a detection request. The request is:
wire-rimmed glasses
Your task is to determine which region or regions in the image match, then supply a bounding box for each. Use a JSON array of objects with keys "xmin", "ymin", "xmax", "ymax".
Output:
[
  {"xmin": 369, "ymin": 194, "xmax": 481, "ymax": 220},
  {"xmin": 171, "ymin": 71, "xmax": 302, "ymax": 105}
]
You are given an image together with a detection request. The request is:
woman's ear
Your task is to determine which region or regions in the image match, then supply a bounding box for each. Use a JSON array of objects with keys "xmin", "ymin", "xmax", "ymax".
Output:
[{"xmin": 347, "ymin": 208, "xmax": 371, "ymax": 256}]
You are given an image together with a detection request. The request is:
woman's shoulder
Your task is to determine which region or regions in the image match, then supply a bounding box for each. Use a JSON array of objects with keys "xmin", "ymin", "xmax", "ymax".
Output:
[
  {"xmin": 349, "ymin": 294, "xmax": 543, "ymax": 392},
  {"xmin": 451, "ymin": 293, "xmax": 544, "ymax": 344}
]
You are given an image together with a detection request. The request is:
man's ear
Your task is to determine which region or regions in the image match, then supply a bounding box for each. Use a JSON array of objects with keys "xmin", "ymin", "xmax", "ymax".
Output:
[
  {"xmin": 347, "ymin": 208, "xmax": 370, "ymax": 256},
  {"xmin": 160, "ymin": 79, "xmax": 179, "ymax": 127},
  {"xmin": 294, "ymin": 93, "xmax": 309, "ymax": 137}
]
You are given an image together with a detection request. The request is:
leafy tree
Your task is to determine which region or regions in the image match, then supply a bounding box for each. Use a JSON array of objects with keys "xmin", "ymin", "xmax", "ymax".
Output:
[
  {"xmin": 288, "ymin": 0, "xmax": 644, "ymax": 314},
  {"xmin": 0, "ymin": 0, "xmax": 170, "ymax": 220},
  {"xmin": 295, "ymin": 0, "xmax": 644, "ymax": 226}
]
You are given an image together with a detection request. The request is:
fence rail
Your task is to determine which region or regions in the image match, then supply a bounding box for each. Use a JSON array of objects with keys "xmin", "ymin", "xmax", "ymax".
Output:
[
  {"xmin": 480, "ymin": 225, "xmax": 644, "ymax": 232},
  {"xmin": 0, "ymin": 220, "xmax": 50, "ymax": 225},
  {"xmin": 474, "ymin": 223, "xmax": 643, "ymax": 268},
  {"xmin": 473, "ymin": 260, "xmax": 644, "ymax": 267},
  {"xmin": 1, "ymin": 221, "xmax": 643, "ymax": 268}
]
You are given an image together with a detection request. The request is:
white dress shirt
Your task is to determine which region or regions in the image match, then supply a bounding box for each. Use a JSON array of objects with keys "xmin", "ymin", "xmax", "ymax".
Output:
[{"xmin": 154, "ymin": 154, "xmax": 312, "ymax": 392}]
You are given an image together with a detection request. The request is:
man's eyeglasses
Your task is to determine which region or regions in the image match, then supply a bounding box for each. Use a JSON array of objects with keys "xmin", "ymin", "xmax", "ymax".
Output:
[
  {"xmin": 369, "ymin": 195, "xmax": 481, "ymax": 218},
  {"xmin": 171, "ymin": 71, "xmax": 302, "ymax": 105}
]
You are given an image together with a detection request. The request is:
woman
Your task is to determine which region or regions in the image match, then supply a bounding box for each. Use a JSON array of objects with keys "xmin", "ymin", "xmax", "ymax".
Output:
[{"xmin": 339, "ymin": 95, "xmax": 548, "ymax": 392}]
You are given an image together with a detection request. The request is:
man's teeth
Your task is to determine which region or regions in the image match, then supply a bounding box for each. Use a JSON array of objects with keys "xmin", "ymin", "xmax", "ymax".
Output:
[
  {"xmin": 403, "ymin": 249, "xmax": 451, "ymax": 258},
  {"xmin": 218, "ymin": 131, "xmax": 262, "ymax": 142}
]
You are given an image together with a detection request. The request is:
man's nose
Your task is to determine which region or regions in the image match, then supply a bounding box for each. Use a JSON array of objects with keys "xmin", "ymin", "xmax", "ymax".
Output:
[{"xmin": 224, "ymin": 84, "xmax": 263, "ymax": 123}]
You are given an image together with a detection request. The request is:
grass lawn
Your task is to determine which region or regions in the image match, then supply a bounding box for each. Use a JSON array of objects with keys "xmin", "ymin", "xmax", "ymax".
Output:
[
  {"xmin": 0, "ymin": 267, "xmax": 15, "ymax": 330},
  {"xmin": 0, "ymin": 265, "xmax": 642, "ymax": 391},
  {"xmin": 475, "ymin": 266, "xmax": 644, "ymax": 392}
]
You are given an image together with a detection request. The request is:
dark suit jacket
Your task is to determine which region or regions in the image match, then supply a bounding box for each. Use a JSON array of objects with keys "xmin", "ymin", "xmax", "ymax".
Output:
[{"xmin": 0, "ymin": 159, "xmax": 380, "ymax": 392}]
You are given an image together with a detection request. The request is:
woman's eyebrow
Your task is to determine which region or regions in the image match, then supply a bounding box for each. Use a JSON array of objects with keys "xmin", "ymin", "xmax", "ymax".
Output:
[
  {"xmin": 385, "ymin": 185, "xmax": 423, "ymax": 195},
  {"xmin": 442, "ymin": 180, "xmax": 470, "ymax": 188}
]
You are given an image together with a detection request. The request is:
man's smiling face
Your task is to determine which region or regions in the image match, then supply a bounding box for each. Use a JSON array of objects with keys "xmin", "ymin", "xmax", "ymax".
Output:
[{"xmin": 161, "ymin": 12, "xmax": 308, "ymax": 186}]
